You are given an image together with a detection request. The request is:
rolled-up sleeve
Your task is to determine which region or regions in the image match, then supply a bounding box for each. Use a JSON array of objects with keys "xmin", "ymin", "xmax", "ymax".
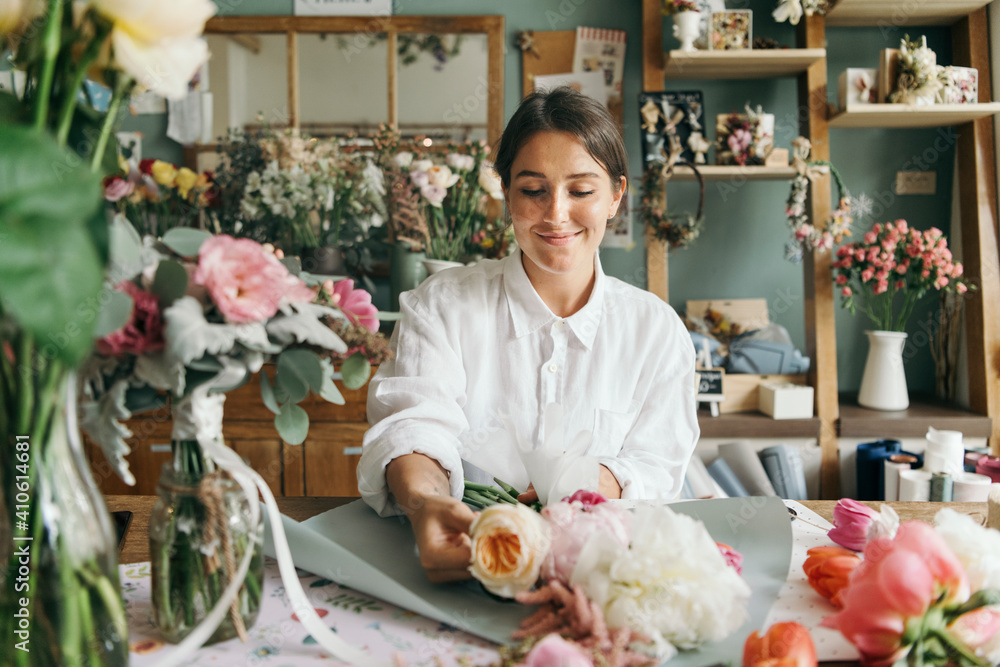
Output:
[
  {"xmin": 357, "ymin": 290, "xmax": 470, "ymax": 517},
  {"xmin": 596, "ymin": 308, "xmax": 700, "ymax": 501}
]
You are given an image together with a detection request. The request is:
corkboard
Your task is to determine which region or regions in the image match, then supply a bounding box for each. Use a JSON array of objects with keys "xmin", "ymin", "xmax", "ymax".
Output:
[{"xmin": 519, "ymin": 30, "xmax": 625, "ymax": 131}]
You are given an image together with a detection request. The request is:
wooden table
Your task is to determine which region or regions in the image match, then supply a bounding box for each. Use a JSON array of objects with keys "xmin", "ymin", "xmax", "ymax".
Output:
[{"xmin": 105, "ymin": 495, "xmax": 988, "ymax": 564}]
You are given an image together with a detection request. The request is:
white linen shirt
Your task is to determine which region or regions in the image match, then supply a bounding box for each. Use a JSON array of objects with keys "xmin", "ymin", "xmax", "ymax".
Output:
[{"xmin": 357, "ymin": 249, "xmax": 699, "ymax": 517}]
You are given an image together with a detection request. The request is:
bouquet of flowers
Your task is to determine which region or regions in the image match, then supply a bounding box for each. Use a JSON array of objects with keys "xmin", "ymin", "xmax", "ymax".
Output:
[
  {"xmin": 466, "ymin": 490, "xmax": 751, "ymax": 664},
  {"xmin": 80, "ymin": 227, "xmax": 384, "ymax": 655},
  {"xmin": 804, "ymin": 499, "xmax": 1000, "ymax": 666},
  {"xmin": 104, "ymin": 158, "xmax": 216, "ymax": 237},
  {"xmin": 661, "ymin": 0, "xmax": 699, "ymax": 14},
  {"xmin": 0, "ymin": 0, "xmax": 214, "ymax": 663},
  {"xmin": 381, "ymin": 132, "xmax": 505, "ymax": 261},
  {"xmin": 772, "ymin": 0, "xmax": 830, "ymax": 25},
  {"xmin": 832, "ymin": 219, "xmax": 970, "ymax": 331}
]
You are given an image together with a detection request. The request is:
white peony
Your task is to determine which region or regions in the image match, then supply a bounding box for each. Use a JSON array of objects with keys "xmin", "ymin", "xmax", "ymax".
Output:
[
  {"xmin": 427, "ymin": 164, "xmax": 460, "ymax": 189},
  {"xmin": 573, "ymin": 505, "xmax": 751, "ymax": 651},
  {"xmin": 468, "ymin": 503, "xmax": 550, "ymax": 598},
  {"xmin": 445, "ymin": 153, "xmax": 475, "ymax": 172},
  {"xmin": 935, "ymin": 509, "xmax": 1000, "ymax": 592},
  {"xmin": 420, "ymin": 184, "xmax": 447, "ymax": 208},
  {"xmin": 393, "ymin": 151, "xmax": 413, "ymax": 168},
  {"xmin": 91, "ymin": 0, "xmax": 216, "ymax": 99},
  {"xmin": 478, "ymin": 161, "xmax": 504, "ymax": 200},
  {"xmin": 410, "ymin": 158, "xmax": 434, "ymax": 173}
]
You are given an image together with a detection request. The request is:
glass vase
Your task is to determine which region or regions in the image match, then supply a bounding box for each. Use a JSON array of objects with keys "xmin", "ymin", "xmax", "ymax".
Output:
[
  {"xmin": 0, "ymin": 371, "xmax": 129, "ymax": 667},
  {"xmin": 149, "ymin": 393, "xmax": 264, "ymax": 645}
]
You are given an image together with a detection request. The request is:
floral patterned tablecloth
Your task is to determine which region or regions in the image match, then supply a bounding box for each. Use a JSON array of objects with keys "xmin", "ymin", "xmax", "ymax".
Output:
[{"xmin": 122, "ymin": 558, "xmax": 502, "ymax": 666}]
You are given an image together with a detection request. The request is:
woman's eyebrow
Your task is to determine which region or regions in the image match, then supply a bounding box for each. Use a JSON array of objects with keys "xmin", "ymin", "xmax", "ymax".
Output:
[{"xmin": 513, "ymin": 170, "xmax": 601, "ymax": 180}]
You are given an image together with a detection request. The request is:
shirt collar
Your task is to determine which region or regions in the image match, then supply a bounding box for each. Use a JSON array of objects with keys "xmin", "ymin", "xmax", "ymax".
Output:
[{"xmin": 502, "ymin": 248, "xmax": 605, "ymax": 350}]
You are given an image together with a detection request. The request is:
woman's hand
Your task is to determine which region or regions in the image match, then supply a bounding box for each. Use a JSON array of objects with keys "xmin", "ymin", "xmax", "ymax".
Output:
[{"xmin": 386, "ymin": 453, "xmax": 476, "ymax": 583}]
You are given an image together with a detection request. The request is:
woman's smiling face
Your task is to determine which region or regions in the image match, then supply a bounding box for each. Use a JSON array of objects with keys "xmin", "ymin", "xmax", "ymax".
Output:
[{"xmin": 504, "ymin": 130, "xmax": 625, "ymax": 289}]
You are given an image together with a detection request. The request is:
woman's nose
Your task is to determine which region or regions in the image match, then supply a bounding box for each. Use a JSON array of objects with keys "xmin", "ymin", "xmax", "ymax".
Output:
[{"xmin": 543, "ymin": 191, "xmax": 568, "ymax": 224}]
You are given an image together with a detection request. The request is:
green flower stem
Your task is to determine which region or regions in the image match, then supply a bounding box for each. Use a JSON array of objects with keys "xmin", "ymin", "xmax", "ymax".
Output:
[
  {"xmin": 90, "ymin": 75, "xmax": 131, "ymax": 173},
  {"xmin": 33, "ymin": 0, "xmax": 64, "ymax": 131},
  {"xmin": 57, "ymin": 542, "xmax": 83, "ymax": 666},
  {"xmin": 77, "ymin": 576, "xmax": 100, "ymax": 667},
  {"xmin": 79, "ymin": 563, "xmax": 129, "ymax": 643},
  {"xmin": 54, "ymin": 20, "xmax": 111, "ymax": 146},
  {"xmin": 464, "ymin": 481, "xmax": 518, "ymax": 504},
  {"xmin": 930, "ymin": 627, "xmax": 991, "ymax": 667}
]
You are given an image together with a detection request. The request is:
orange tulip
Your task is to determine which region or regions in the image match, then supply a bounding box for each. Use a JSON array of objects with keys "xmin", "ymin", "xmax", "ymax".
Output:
[
  {"xmin": 743, "ymin": 621, "xmax": 818, "ymax": 667},
  {"xmin": 803, "ymin": 546, "xmax": 860, "ymax": 608}
]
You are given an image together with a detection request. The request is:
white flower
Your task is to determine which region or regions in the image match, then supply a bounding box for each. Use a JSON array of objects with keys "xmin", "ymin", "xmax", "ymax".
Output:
[
  {"xmin": 574, "ymin": 505, "xmax": 751, "ymax": 650},
  {"xmin": 427, "ymin": 164, "xmax": 460, "ymax": 189},
  {"xmin": 935, "ymin": 509, "xmax": 1000, "ymax": 592},
  {"xmin": 866, "ymin": 504, "xmax": 900, "ymax": 542},
  {"xmin": 468, "ymin": 504, "xmax": 550, "ymax": 598},
  {"xmin": 410, "ymin": 170, "xmax": 430, "ymax": 188},
  {"xmin": 420, "ymin": 183, "xmax": 447, "ymax": 208},
  {"xmin": 478, "ymin": 162, "xmax": 504, "ymax": 200},
  {"xmin": 772, "ymin": 0, "xmax": 804, "ymax": 25},
  {"xmin": 91, "ymin": 0, "xmax": 216, "ymax": 99},
  {"xmin": 410, "ymin": 158, "xmax": 434, "ymax": 173},
  {"xmin": 446, "ymin": 153, "xmax": 475, "ymax": 172},
  {"xmin": 393, "ymin": 151, "xmax": 413, "ymax": 169}
]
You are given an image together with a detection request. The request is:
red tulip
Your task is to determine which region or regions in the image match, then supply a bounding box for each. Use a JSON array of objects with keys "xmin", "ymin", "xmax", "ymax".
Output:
[
  {"xmin": 802, "ymin": 546, "xmax": 860, "ymax": 608},
  {"xmin": 743, "ymin": 622, "xmax": 818, "ymax": 667}
]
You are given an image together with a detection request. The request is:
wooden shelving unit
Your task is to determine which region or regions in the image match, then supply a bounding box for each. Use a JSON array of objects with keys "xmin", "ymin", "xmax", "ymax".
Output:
[
  {"xmin": 839, "ymin": 395, "xmax": 994, "ymax": 439},
  {"xmin": 669, "ymin": 165, "xmax": 798, "ymax": 181},
  {"xmin": 663, "ymin": 48, "xmax": 826, "ymax": 79},
  {"xmin": 643, "ymin": 0, "xmax": 1000, "ymax": 498},
  {"xmin": 699, "ymin": 412, "xmax": 821, "ymax": 439},
  {"xmin": 826, "ymin": 0, "xmax": 992, "ymax": 26},
  {"xmin": 829, "ymin": 103, "xmax": 1000, "ymax": 128}
]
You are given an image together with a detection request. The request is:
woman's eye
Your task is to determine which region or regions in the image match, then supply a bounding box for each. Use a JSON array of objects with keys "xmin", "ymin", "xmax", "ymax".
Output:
[
  {"xmin": 572, "ymin": 191, "xmax": 595, "ymax": 197},
  {"xmin": 520, "ymin": 189, "xmax": 544, "ymax": 197}
]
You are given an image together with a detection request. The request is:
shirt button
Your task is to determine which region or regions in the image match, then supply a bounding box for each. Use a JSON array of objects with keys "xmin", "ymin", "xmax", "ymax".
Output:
[
  {"xmin": 555, "ymin": 320, "xmax": 565, "ymax": 328},
  {"xmin": 547, "ymin": 364, "xmax": 558, "ymax": 373}
]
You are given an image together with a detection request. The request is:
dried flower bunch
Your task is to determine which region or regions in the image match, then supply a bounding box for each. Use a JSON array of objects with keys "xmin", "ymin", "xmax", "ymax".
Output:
[
  {"xmin": 890, "ymin": 35, "xmax": 943, "ymax": 104},
  {"xmin": 772, "ymin": 0, "xmax": 830, "ymax": 24}
]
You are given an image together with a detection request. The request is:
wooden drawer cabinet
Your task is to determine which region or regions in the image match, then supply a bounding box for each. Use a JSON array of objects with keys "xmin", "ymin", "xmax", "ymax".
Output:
[{"xmin": 84, "ymin": 370, "xmax": 372, "ymax": 498}]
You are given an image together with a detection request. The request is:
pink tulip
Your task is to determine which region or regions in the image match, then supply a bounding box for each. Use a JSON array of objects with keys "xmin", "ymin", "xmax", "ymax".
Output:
[
  {"xmin": 828, "ymin": 499, "xmax": 879, "ymax": 551},
  {"xmin": 825, "ymin": 522, "xmax": 969, "ymax": 666},
  {"xmin": 521, "ymin": 633, "xmax": 591, "ymax": 667},
  {"xmin": 949, "ymin": 607, "xmax": 1000, "ymax": 658}
]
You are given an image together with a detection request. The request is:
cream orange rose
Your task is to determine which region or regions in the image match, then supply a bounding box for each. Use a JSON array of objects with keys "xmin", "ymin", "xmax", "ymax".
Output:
[{"xmin": 469, "ymin": 504, "xmax": 550, "ymax": 598}]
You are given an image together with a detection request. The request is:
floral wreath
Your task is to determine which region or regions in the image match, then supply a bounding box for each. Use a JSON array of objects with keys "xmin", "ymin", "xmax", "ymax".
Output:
[
  {"xmin": 784, "ymin": 137, "xmax": 853, "ymax": 263},
  {"xmin": 641, "ymin": 132, "xmax": 705, "ymax": 250}
]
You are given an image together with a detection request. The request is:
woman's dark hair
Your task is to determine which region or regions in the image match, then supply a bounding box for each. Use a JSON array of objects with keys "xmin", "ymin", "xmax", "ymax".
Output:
[{"xmin": 493, "ymin": 87, "xmax": 628, "ymax": 197}]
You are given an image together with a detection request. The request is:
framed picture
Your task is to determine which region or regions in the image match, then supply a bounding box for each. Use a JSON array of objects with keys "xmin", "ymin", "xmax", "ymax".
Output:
[
  {"xmin": 638, "ymin": 90, "xmax": 705, "ymax": 167},
  {"xmin": 938, "ymin": 66, "xmax": 978, "ymax": 104},
  {"xmin": 710, "ymin": 10, "xmax": 752, "ymax": 51}
]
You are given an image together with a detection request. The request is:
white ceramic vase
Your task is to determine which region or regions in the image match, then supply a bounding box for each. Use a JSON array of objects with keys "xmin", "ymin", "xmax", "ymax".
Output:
[
  {"xmin": 672, "ymin": 11, "xmax": 702, "ymax": 52},
  {"xmin": 857, "ymin": 330, "xmax": 909, "ymax": 411}
]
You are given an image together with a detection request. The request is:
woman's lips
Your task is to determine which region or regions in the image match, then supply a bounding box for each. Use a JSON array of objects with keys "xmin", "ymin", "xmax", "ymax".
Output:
[{"xmin": 537, "ymin": 230, "xmax": 581, "ymax": 246}]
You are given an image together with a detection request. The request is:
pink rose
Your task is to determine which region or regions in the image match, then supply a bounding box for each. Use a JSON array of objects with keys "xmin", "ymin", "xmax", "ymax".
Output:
[
  {"xmin": 327, "ymin": 279, "xmax": 379, "ymax": 332},
  {"xmin": 540, "ymin": 500, "xmax": 630, "ymax": 584},
  {"xmin": 835, "ymin": 274, "xmax": 848, "ymax": 285},
  {"xmin": 824, "ymin": 522, "xmax": 969, "ymax": 666},
  {"xmin": 957, "ymin": 283, "xmax": 968, "ymax": 294},
  {"xmin": 827, "ymin": 499, "xmax": 879, "ymax": 551},
  {"xmin": 562, "ymin": 490, "xmax": 607, "ymax": 507},
  {"xmin": 97, "ymin": 281, "xmax": 165, "ymax": 355},
  {"xmin": 193, "ymin": 235, "xmax": 315, "ymax": 323},
  {"xmin": 521, "ymin": 633, "xmax": 590, "ymax": 667},
  {"xmin": 841, "ymin": 287, "xmax": 852, "ymax": 297},
  {"xmin": 103, "ymin": 175, "xmax": 134, "ymax": 202}
]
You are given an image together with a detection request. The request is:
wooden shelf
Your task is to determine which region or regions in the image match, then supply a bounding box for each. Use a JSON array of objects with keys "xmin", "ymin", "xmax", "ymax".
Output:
[
  {"xmin": 698, "ymin": 411, "xmax": 821, "ymax": 439},
  {"xmin": 826, "ymin": 0, "xmax": 992, "ymax": 26},
  {"xmin": 670, "ymin": 165, "xmax": 798, "ymax": 181},
  {"xmin": 838, "ymin": 394, "xmax": 993, "ymax": 439},
  {"xmin": 663, "ymin": 48, "xmax": 825, "ymax": 79},
  {"xmin": 829, "ymin": 103, "xmax": 1000, "ymax": 128}
]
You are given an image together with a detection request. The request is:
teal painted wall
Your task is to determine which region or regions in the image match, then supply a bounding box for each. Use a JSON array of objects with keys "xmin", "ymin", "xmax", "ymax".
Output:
[{"xmin": 127, "ymin": 0, "xmax": 962, "ymax": 395}]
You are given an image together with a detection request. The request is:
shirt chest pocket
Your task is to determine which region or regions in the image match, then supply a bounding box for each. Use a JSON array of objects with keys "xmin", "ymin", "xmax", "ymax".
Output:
[{"xmin": 591, "ymin": 401, "xmax": 640, "ymax": 457}]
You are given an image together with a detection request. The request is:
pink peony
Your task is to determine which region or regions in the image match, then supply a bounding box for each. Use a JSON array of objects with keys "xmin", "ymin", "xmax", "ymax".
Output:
[
  {"xmin": 193, "ymin": 235, "xmax": 315, "ymax": 323},
  {"xmin": 540, "ymin": 500, "xmax": 630, "ymax": 584},
  {"xmin": 824, "ymin": 521, "xmax": 969, "ymax": 666},
  {"xmin": 327, "ymin": 279, "xmax": 379, "ymax": 332},
  {"xmin": 521, "ymin": 633, "xmax": 591, "ymax": 667},
  {"xmin": 98, "ymin": 281, "xmax": 165, "ymax": 355},
  {"xmin": 827, "ymin": 499, "xmax": 879, "ymax": 551}
]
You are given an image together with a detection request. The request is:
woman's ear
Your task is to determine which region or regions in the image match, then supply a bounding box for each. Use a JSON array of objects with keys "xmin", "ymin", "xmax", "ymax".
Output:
[{"xmin": 608, "ymin": 176, "xmax": 627, "ymax": 218}]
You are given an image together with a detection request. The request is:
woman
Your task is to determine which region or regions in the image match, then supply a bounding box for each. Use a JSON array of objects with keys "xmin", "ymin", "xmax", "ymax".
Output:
[{"xmin": 357, "ymin": 87, "xmax": 699, "ymax": 582}]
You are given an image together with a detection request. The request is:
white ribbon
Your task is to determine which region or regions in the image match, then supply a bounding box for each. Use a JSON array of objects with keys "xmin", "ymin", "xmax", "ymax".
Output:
[{"xmin": 149, "ymin": 366, "xmax": 380, "ymax": 667}]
